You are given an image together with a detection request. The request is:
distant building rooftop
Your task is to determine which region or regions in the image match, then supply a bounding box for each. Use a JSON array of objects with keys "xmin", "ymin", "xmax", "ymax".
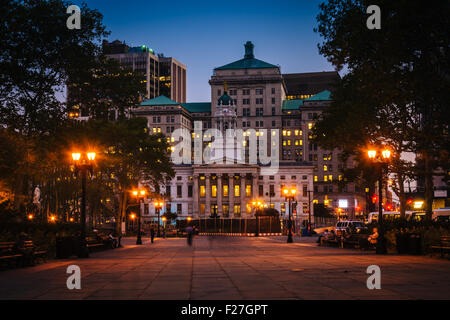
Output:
[
  {"xmin": 215, "ymin": 41, "xmax": 279, "ymax": 70},
  {"xmin": 283, "ymin": 71, "xmax": 340, "ymax": 95}
]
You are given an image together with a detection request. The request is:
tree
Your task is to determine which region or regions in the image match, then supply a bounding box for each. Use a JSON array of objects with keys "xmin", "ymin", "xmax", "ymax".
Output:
[
  {"xmin": 0, "ymin": 0, "xmax": 109, "ymax": 210},
  {"xmin": 314, "ymin": 0, "xmax": 450, "ymax": 219},
  {"xmin": 67, "ymin": 56, "xmax": 146, "ymax": 120}
]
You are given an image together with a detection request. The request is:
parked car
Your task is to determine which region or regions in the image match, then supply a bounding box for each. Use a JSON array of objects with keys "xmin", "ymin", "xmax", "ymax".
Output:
[{"xmin": 335, "ymin": 221, "xmax": 367, "ymax": 237}]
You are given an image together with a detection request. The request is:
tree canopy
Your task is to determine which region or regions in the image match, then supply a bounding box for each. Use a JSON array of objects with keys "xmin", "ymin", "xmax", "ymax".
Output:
[{"xmin": 314, "ymin": 0, "xmax": 449, "ymax": 218}]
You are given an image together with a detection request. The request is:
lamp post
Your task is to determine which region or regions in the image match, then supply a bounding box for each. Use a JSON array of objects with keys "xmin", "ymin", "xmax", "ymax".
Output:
[
  {"xmin": 154, "ymin": 201, "xmax": 164, "ymax": 237},
  {"xmin": 251, "ymin": 200, "xmax": 266, "ymax": 237},
  {"xmin": 72, "ymin": 151, "xmax": 96, "ymax": 258},
  {"xmin": 132, "ymin": 188, "xmax": 146, "ymax": 245},
  {"xmin": 282, "ymin": 186, "xmax": 297, "ymax": 243},
  {"xmin": 367, "ymin": 147, "xmax": 391, "ymax": 254},
  {"xmin": 162, "ymin": 216, "xmax": 167, "ymax": 238},
  {"xmin": 129, "ymin": 213, "xmax": 136, "ymax": 232}
]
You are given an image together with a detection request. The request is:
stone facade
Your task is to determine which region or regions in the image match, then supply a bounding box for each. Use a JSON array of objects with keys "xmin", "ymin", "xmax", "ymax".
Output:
[{"xmin": 132, "ymin": 42, "xmax": 366, "ymax": 222}]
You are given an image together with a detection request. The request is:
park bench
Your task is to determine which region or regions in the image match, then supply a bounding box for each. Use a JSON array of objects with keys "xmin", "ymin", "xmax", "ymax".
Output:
[
  {"xmin": 23, "ymin": 240, "xmax": 48, "ymax": 264},
  {"xmin": 0, "ymin": 242, "xmax": 22, "ymax": 268},
  {"xmin": 342, "ymin": 235, "xmax": 361, "ymax": 249},
  {"xmin": 86, "ymin": 237, "xmax": 106, "ymax": 252},
  {"xmin": 322, "ymin": 236, "xmax": 343, "ymax": 248},
  {"xmin": 0, "ymin": 241, "xmax": 47, "ymax": 269},
  {"xmin": 430, "ymin": 236, "xmax": 450, "ymax": 257}
]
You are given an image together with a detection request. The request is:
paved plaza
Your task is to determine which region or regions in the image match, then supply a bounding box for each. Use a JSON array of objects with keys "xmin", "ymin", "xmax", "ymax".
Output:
[{"xmin": 0, "ymin": 236, "xmax": 449, "ymax": 300}]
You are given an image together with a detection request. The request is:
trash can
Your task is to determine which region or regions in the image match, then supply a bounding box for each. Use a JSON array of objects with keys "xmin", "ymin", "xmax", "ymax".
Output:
[
  {"xmin": 56, "ymin": 237, "xmax": 74, "ymax": 259},
  {"xmin": 396, "ymin": 233, "xmax": 408, "ymax": 254},
  {"xmin": 407, "ymin": 233, "xmax": 422, "ymax": 255}
]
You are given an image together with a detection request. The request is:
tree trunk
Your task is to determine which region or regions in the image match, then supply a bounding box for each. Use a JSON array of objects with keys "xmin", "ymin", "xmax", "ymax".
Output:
[
  {"xmin": 116, "ymin": 191, "xmax": 128, "ymax": 236},
  {"xmin": 424, "ymin": 153, "xmax": 434, "ymax": 220},
  {"xmin": 398, "ymin": 173, "xmax": 407, "ymax": 219}
]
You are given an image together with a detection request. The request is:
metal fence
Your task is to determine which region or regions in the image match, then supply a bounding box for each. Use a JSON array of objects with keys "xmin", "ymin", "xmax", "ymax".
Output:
[{"xmin": 185, "ymin": 217, "xmax": 282, "ymax": 234}]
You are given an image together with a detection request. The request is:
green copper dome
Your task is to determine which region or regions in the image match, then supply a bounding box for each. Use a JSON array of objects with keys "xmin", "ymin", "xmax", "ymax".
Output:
[
  {"xmin": 218, "ymin": 92, "xmax": 233, "ymax": 106},
  {"xmin": 215, "ymin": 41, "xmax": 279, "ymax": 70}
]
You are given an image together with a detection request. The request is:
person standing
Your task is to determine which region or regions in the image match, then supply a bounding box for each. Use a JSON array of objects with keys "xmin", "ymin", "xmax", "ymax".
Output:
[
  {"xmin": 150, "ymin": 227, "xmax": 155, "ymax": 243},
  {"xmin": 186, "ymin": 225, "xmax": 193, "ymax": 246}
]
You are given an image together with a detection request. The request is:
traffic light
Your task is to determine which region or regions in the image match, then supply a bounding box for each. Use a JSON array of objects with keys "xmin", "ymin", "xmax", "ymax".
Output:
[{"xmin": 372, "ymin": 194, "xmax": 378, "ymax": 204}]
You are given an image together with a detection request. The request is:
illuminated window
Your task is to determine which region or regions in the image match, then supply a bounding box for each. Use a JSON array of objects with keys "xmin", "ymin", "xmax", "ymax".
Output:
[
  {"xmin": 200, "ymin": 185, "xmax": 205, "ymax": 197},
  {"xmin": 200, "ymin": 204, "xmax": 205, "ymax": 214},
  {"xmin": 234, "ymin": 205, "xmax": 240, "ymax": 214},
  {"xmin": 287, "ymin": 140, "xmax": 291, "ymax": 146},
  {"xmin": 308, "ymin": 123, "xmax": 313, "ymax": 130},
  {"xmin": 223, "ymin": 185, "xmax": 229, "ymax": 197},
  {"xmin": 295, "ymin": 130, "xmax": 299, "ymax": 136},
  {"xmin": 211, "ymin": 185, "xmax": 217, "ymax": 198},
  {"xmin": 314, "ymin": 176, "xmax": 318, "ymax": 182},
  {"xmin": 246, "ymin": 185, "xmax": 252, "ymax": 197},
  {"xmin": 324, "ymin": 176, "xmax": 328, "ymax": 182},
  {"xmin": 329, "ymin": 175, "xmax": 333, "ymax": 181},
  {"xmin": 338, "ymin": 175, "xmax": 342, "ymax": 181},
  {"xmin": 323, "ymin": 165, "xmax": 328, "ymax": 171},
  {"xmin": 283, "ymin": 141, "xmax": 286, "ymax": 146},
  {"xmin": 246, "ymin": 204, "xmax": 252, "ymax": 213},
  {"xmin": 235, "ymin": 185, "xmax": 240, "ymax": 197},
  {"xmin": 282, "ymin": 130, "xmax": 287, "ymax": 136},
  {"xmin": 287, "ymin": 130, "xmax": 291, "ymax": 136},
  {"xmin": 313, "ymin": 200, "xmax": 318, "ymax": 204},
  {"xmin": 223, "ymin": 205, "xmax": 229, "ymax": 215}
]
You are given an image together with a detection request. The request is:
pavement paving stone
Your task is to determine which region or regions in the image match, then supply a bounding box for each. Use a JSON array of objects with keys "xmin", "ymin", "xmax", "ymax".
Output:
[{"xmin": 0, "ymin": 236, "xmax": 449, "ymax": 300}]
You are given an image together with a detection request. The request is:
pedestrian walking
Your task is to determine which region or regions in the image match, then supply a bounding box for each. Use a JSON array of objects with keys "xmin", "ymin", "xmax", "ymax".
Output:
[
  {"xmin": 186, "ymin": 225, "xmax": 193, "ymax": 246},
  {"xmin": 150, "ymin": 227, "xmax": 155, "ymax": 243}
]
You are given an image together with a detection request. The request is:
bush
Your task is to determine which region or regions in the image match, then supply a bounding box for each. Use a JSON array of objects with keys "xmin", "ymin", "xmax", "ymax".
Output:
[{"xmin": 368, "ymin": 218, "xmax": 450, "ymax": 253}]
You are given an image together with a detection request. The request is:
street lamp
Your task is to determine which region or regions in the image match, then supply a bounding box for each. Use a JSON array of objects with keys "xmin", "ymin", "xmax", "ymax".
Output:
[
  {"xmin": 154, "ymin": 200, "xmax": 164, "ymax": 237},
  {"xmin": 72, "ymin": 151, "xmax": 96, "ymax": 258},
  {"xmin": 282, "ymin": 186, "xmax": 297, "ymax": 243},
  {"xmin": 132, "ymin": 188, "xmax": 146, "ymax": 245},
  {"xmin": 161, "ymin": 216, "xmax": 167, "ymax": 238},
  {"xmin": 251, "ymin": 200, "xmax": 266, "ymax": 237},
  {"xmin": 367, "ymin": 147, "xmax": 391, "ymax": 254}
]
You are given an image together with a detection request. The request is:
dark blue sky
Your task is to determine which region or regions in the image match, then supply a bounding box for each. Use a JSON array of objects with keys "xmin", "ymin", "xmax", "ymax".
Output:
[{"xmin": 81, "ymin": 0, "xmax": 335, "ymax": 102}]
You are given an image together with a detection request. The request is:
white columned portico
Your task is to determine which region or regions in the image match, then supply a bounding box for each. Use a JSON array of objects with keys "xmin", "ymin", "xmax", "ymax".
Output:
[
  {"xmin": 228, "ymin": 175, "xmax": 234, "ymax": 217},
  {"xmin": 217, "ymin": 173, "xmax": 223, "ymax": 216},
  {"xmin": 193, "ymin": 174, "xmax": 199, "ymax": 216},
  {"xmin": 205, "ymin": 173, "xmax": 211, "ymax": 216},
  {"xmin": 240, "ymin": 174, "xmax": 246, "ymax": 217}
]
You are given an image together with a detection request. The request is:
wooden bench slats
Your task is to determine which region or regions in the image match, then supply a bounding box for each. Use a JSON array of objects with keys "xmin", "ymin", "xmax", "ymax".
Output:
[{"xmin": 0, "ymin": 240, "xmax": 47, "ymax": 269}]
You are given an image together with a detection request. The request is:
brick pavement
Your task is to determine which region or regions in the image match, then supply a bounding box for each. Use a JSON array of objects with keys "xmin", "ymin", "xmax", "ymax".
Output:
[{"xmin": 0, "ymin": 236, "xmax": 449, "ymax": 300}]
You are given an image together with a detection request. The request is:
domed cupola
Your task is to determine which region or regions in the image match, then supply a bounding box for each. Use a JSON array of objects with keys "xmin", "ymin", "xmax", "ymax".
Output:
[
  {"xmin": 218, "ymin": 92, "xmax": 233, "ymax": 106},
  {"xmin": 217, "ymin": 81, "xmax": 234, "ymax": 106}
]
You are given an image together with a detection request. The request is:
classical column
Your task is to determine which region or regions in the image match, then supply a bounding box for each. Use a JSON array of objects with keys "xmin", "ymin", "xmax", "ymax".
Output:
[
  {"xmin": 252, "ymin": 174, "xmax": 258, "ymax": 200},
  {"xmin": 205, "ymin": 174, "xmax": 211, "ymax": 216},
  {"xmin": 217, "ymin": 173, "xmax": 223, "ymax": 216},
  {"xmin": 229, "ymin": 175, "xmax": 234, "ymax": 217},
  {"xmin": 193, "ymin": 174, "xmax": 199, "ymax": 216},
  {"xmin": 240, "ymin": 174, "xmax": 246, "ymax": 217}
]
